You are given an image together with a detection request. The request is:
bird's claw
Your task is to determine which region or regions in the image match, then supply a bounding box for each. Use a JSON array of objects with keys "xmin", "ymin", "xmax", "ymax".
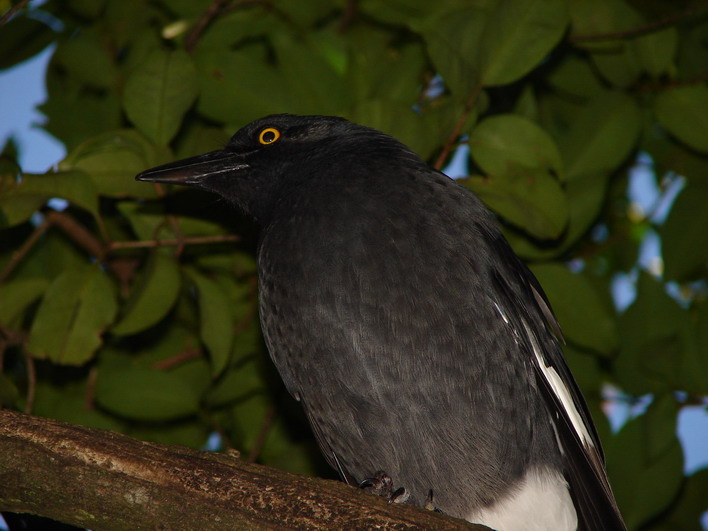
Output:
[
  {"xmin": 424, "ymin": 489, "xmax": 442, "ymax": 513},
  {"xmin": 360, "ymin": 470, "xmax": 410, "ymax": 504}
]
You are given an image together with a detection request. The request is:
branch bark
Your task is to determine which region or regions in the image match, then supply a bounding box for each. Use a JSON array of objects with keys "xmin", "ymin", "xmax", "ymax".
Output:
[{"xmin": 0, "ymin": 410, "xmax": 482, "ymax": 530}]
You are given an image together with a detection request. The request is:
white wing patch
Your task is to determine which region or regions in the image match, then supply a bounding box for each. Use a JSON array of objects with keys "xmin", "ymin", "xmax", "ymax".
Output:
[
  {"xmin": 520, "ymin": 318, "xmax": 594, "ymax": 450},
  {"xmin": 491, "ymin": 299, "xmax": 594, "ymax": 451}
]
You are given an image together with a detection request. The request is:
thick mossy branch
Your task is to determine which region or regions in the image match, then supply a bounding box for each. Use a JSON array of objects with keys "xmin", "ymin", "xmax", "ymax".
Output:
[{"xmin": 0, "ymin": 410, "xmax": 481, "ymax": 530}]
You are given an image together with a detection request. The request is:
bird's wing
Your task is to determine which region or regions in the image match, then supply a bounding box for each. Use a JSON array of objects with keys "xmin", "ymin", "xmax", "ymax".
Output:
[{"xmin": 488, "ymin": 238, "xmax": 625, "ymax": 531}]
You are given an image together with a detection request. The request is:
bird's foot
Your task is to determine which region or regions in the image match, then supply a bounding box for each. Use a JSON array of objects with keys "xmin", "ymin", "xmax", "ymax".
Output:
[
  {"xmin": 359, "ymin": 470, "xmax": 410, "ymax": 504},
  {"xmin": 424, "ymin": 489, "xmax": 443, "ymax": 513}
]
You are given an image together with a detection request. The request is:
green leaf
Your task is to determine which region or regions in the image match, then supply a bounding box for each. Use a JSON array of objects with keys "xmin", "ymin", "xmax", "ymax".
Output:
[
  {"xmin": 32, "ymin": 380, "xmax": 124, "ymax": 432},
  {"xmin": 0, "ymin": 277, "xmax": 50, "ymax": 328},
  {"xmin": 27, "ymin": 265, "xmax": 117, "ymax": 365},
  {"xmin": 187, "ymin": 269, "xmax": 235, "ymax": 377},
  {"xmin": 129, "ymin": 421, "xmax": 209, "ymax": 448},
  {"xmin": 95, "ymin": 357, "xmax": 200, "ymax": 421},
  {"xmin": 20, "ymin": 170, "xmax": 98, "ymax": 215},
  {"xmin": 547, "ymin": 54, "xmax": 605, "ymax": 98},
  {"xmin": 349, "ymin": 101, "xmax": 437, "ymax": 159},
  {"xmin": 634, "ymin": 27, "xmax": 677, "ymax": 78},
  {"xmin": 270, "ymin": 34, "xmax": 348, "ymax": 116},
  {"xmin": 59, "ymin": 129, "xmax": 169, "ymax": 198},
  {"xmin": 0, "ymin": 170, "xmax": 100, "ymax": 225},
  {"xmin": 123, "ymin": 49, "xmax": 199, "ymax": 146},
  {"xmin": 478, "ymin": 0, "xmax": 568, "ymax": 86},
  {"xmin": 463, "ymin": 170, "xmax": 568, "ymax": 239},
  {"xmin": 117, "ymin": 200, "xmax": 228, "ymax": 242},
  {"xmin": 662, "ymin": 177, "xmax": 708, "ymax": 281},
  {"xmin": 567, "ymin": 0, "xmax": 640, "ymax": 50},
  {"xmin": 0, "ymin": 195, "xmax": 47, "ymax": 227},
  {"xmin": 0, "ymin": 371, "xmax": 19, "ymax": 407},
  {"xmin": 195, "ymin": 47, "xmax": 287, "ymax": 124},
  {"xmin": 615, "ymin": 273, "xmax": 685, "ymax": 395},
  {"xmin": 660, "ymin": 468, "xmax": 708, "ymax": 529},
  {"xmin": 561, "ymin": 92, "xmax": 640, "ymax": 180},
  {"xmin": 53, "ymin": 28, "xmax": 118, "ymax": 89},
  {"xmin": 416, "ymin": 0, "xmax": 567, "ymax": 94},
  {"xmin": 344, "ymin": 26, "xmax": 425, "ymax": 105},
  {"xmin": 414, "ymin": 6, "xmax": 486, "ymax": 95},
  {"xmin": 112, "ymin": 249, "xmax": 181, "ymax": 336},
  {"xmin": 0, "ymin": 15, "xmax": 56, "ymax": 70},
  {"xmin": 606, "ymin": 400, "xmax": 684, "ymax": 529},
  {"xmin": 531, "ymin": 263, "xmax": 618, "ymax": 354},
  {"xmin": 654, "ymin": 85, "xmax": 708, "ymax": 154},
  {"xmin": 692, "ymin": 302, "xmax": 708, "ymax": 394},
  {"xmin": 39, "ymin": 89, "xmax": 123, "ymax": 152},
  {"xmin": 588, "ymin": 44, "xmax": 641, "ymax": 88},
  {"xmin": 205, "ymin": 356, "xmax": 264, "ymax": 407},
  {"xmin": 469, "ymin": 114, "xmax": 563, "ymax": 177}
]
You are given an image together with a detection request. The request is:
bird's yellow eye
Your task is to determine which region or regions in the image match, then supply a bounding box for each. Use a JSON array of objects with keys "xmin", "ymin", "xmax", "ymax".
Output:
[{"xmin": 258, "ymin": 127, "xmax": 281, "ymax": 145}]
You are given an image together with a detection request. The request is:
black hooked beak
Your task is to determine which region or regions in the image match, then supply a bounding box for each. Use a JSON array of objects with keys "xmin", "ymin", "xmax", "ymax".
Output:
[{"xmin": 135, "ymin": 149, "xmax": 249, "ymax": 186}]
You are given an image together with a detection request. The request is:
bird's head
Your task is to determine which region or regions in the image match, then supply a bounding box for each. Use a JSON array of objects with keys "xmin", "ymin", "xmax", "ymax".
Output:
[{"xmin": 136, "ymin": 114, "xmax": 416, "ymax": 223}]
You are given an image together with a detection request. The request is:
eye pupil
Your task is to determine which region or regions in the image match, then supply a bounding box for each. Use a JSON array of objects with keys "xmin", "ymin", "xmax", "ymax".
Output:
[{"xmin": 259, "ymin": 128, "xmax": 281, "ymax": 144}]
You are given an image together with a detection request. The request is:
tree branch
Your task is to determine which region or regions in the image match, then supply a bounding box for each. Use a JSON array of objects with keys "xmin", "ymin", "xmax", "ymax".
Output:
[
  {"xmin": 0, "ymin": 410, "xmax": 482, "ymax": 530},
  {"xmin": 570, "ymin": 3, "xmax": 708, "ymax": 42},
  {"xmin": 0, "ymin": 0, "xmax": 31, "ymax": 27},
  {"xmin": 0, "ymin": 216, "xmax": 51, "ymax": 284},
  {"xmin": 434, "ymin": 84, "xmax": 483, "ymax": 171},
  {"xmin": 108, "ymin": 234, "xmax": 240, "ymax": 250}
]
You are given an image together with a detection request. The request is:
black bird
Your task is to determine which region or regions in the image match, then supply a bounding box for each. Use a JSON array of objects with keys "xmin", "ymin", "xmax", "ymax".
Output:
[{"xmin": 136, "ymin": 114, "xmax": 625, "ymax": 530}]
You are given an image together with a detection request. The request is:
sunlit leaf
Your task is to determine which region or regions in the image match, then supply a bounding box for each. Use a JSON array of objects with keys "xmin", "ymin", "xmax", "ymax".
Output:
[
  {"xmin": 605, "ymin": 400, "xmax": 684, "ymax": 529},
  {"xmin": 469, "ymin": 114, "xmax": 563, "ymax": 177},
  {"xmin": 661, "ymin": 177, "xmax": 708, "ymax": 281},
  {"xmin": 615, "ymin": 273, "xmax": 686, "ymax": 395},
  {"xmin": 561, "ymin": 92, "xmax": 640, "ymax": 180},
  {"xmin": 531, "ymin": 263, "xmax": 618, "ymax": 354},
  {"xmin": 478, "ymin": 0, "xmax": 567, "ymax": 86},
  {"xmin": 463, "ymin": 170, "xmax": 568, "ymax": 239}
]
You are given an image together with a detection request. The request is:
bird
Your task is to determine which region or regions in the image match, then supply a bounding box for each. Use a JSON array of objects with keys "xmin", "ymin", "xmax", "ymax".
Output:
[{"xmin": 136, "ymin": 114, "xmax": 625, "ymax": 530}]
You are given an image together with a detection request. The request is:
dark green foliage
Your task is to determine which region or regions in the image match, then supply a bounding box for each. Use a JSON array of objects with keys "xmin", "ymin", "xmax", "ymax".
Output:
[{"xmin": 1, "ymin": 1, "xmax": 707, "ymax": 528}]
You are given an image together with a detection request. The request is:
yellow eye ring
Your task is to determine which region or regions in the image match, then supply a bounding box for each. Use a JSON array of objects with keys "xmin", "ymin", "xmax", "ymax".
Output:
[{"xmin": 258, "ymin": 127, "xmax": 281, "ymax": 145}]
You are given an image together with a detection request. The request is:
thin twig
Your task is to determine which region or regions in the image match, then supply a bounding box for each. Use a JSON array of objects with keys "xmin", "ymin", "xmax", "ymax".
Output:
[
  {"xmin": 150, "ymin": 183, "xmax": 188, "ymax": 258},
  {"xmin": 23, "ymin": 347, "xmax": 36, "ymax": 415},
  {"xmin": 434, "ymin": 83, "xmax": 483, "ymax": 170},
  {"xmin": 0, "ymin": 0, "xmax": 31, "ymax": 26},
  {"xmin": 0, "ymin": 217, "xmax": 51, "ymax": 284},
  {"xmin": 109, "ymin": 234, "xmax": 240, "ymax": 250},
  {"xmin": 247, "ymin": 402, "xmax": 277, "ymax": 463},
  {"xmin": 570, "ymin": 3, "xmax": 708, "ymax": 42},
  {"xmin": 153, "ymin": 348, "xmax": 203, "ymax": 370},
  {"xmin": 635, "ymin": 71, "xmax": 708, "ymax": 91},
  {"xmin": 338, "ymin": 0, "xmax": 358, "ymax": 33},
  {"xmin": 185, "ymin": 0, "xmax": 283, "ymax": 54},
  {"xmin": 85, "ymin": 366, "xmax": 98, "ymax": 410},
  {"xmin": 46, "ymin": 210, "xmax": 107, "ymax": 262},
  {"xmin": 185, "ymin": 0, "xmax": 231, "ymax": 54},
  {"xmin": 210, "ymin": 418, "xmax": 235, "ymax": 451}
]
